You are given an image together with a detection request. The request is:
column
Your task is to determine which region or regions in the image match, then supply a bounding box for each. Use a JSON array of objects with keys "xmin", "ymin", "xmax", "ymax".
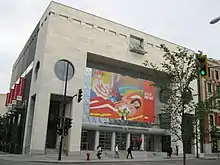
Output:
[
  {"xmin": 23, "ymin": 95, "xmax": 37, "ymax": 154},
  {"xmin": 140, "ymin": 134, "xmax": 145, "ymax": 151},
  {"xmin": 29, "ymin": 92, "xmax": 51, "ymax": 155},
  {"xmin": 126, "ymin": 133, "xmax": 130, "ymax": 149},
  {"xmin": 64, "ymin": 103, "xmax": 71, "ymax": 152},
  {"xmin": 153, "ymin": 136, "xmax": 162, "ymax": 152},
  {"xmin": 94, "ymin": 130, "xmax": 100, "ymax": 150},
  {"xmin": 68, "ymin": 96, "xmax": 84, "ymax": 154},
  {"xmin": 111, "ymin": 132, "xmax": 116, "ymax": 151}
]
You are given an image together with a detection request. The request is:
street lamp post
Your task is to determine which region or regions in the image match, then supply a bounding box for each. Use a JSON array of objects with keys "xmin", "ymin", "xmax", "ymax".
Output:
[
  {"xmin": 54, "ymin": 60, "xmax": 74, "ymax": 161},
  {"xmin": 210, "ymin": 16, "xmax": 220, "ymax": 24}
]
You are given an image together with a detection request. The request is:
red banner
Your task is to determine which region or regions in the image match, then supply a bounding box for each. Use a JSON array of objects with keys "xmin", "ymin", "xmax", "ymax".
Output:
[
  {"xmin": 143, "ymin": 80, "xmax": 155, "ymax": 123},
  {"xmin": 17, "ymin": 77, "xmax": 24, "ymax": 101},
  {"xmin": 12, "ymin": 84, "xmax": 18, "ymax": 104},
  {"xmin": 5, "ymin": 93, "xmax": 10, "ymax": 106},
  {"xmin": 8, "ymin": 88, "xmax": 14, "ymax": 106}
]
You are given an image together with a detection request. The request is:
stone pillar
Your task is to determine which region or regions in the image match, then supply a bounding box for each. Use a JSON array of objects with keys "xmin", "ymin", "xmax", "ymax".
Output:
[
  {"xmin": 69, "ymin": 96, "xmax": 84, "ymax": 154},
  {"xmin": 126, "ymin": 133, "xmax": 130, "ymax": 149},
  {"xmin": 140, "ymin": 134, "xmax": 145, "ymax": 151},
  {"xmin": 29, "ymin": 92, "xmax": 51, "ymax": 155},
  {"xmin": 22, "ymin": 96, "xmax": 35, "ymax": 154},
  {"xmin": 64, "ymin": 103, "xmax": 71, "ymax": 152},
  {"xmin": 153, "ymin": 136, "xmax": 162, "ymax": 152},
  {"xmin": 204, "ymin": 143, "xmax": 212, "ymax": 154},
  {"xmin": 111, "ymin": 132, "xmax": 116, "ymax": 151},
  {"xmin": 94, "ymin": 130, "xmax": 100, "ymax": 150}
]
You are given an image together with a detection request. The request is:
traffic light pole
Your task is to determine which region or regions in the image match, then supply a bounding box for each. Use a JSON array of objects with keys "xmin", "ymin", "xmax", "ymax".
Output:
[
  {"xmin": 58, "ymin": 63, "xmax": 69, "ymax": 161},
  {"xmin": 196, "ymin": 54, "xmax": 202, "ymax": 157}
]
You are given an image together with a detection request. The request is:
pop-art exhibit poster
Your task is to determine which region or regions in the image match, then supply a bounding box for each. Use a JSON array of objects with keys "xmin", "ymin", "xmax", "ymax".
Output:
[{"xmin": 89, "ymin": 69, "xmax": 155, "ymax": 122}]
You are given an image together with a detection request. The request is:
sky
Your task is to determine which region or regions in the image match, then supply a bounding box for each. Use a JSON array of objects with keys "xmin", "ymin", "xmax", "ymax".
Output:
[{"xmin": 0, "ymin": 0, "xmax": 220, "ymax": 93}]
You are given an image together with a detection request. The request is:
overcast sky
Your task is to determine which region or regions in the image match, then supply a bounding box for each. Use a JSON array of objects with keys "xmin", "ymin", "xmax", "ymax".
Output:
[{"xmin": 0, "ymin": 0, "xmax": 220, "ymax": 93}]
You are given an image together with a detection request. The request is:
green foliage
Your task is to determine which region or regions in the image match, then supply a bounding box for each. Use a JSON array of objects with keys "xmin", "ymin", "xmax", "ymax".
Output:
[
  {"xmin": 144, "ymin": 44, "xmax": 198, "ymax": 139},
  {"xmin": 144, "ymin": 44, "xmax": 203, "ymax": 165}
]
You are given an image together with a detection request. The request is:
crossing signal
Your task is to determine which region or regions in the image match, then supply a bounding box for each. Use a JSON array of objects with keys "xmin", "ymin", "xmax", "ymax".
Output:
[
  {"xmin": 64, "ymin": 127, "xmax": 69, "ymax": 136},
  {"xmin": 77, "ymin": 89, "xmax": 83, "ymax": 103},
  {"xmin": 64, "ymin": 117, "xmax": 72, "ymax": 129},
  {"xmin": 57, "ymin": 128, "xmax": 63, "ymax": 136},
  {"xmin": 197, "ymin": 55, "xmax": 208, "ymax": 77}
]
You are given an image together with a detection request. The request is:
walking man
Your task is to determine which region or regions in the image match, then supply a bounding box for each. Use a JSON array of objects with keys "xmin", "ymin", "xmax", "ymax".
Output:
[{"xmin": 126, "ymin": 145, "xmax": 133, "ymax": 159}]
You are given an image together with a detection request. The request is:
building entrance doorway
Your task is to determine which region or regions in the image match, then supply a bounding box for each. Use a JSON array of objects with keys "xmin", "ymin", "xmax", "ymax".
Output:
[
  {"xmin": 162, "ymin": 135, "xmax": 171, "ymax": 152},
  {"xmin": 45, "ymin": 100, "xmax": 60, "ymax": 149}
]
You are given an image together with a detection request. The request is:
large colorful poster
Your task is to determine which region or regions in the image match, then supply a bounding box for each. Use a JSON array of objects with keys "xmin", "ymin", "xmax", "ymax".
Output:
[{"xmin": 89, "ymin": 69, "xmax": 155, "ymax": 123}]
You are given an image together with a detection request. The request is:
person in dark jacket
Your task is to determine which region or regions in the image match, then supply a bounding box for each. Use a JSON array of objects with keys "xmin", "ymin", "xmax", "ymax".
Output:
[
  {"xmin": 126, "ymin": 145, "xmax": 133, "ymax": 159},
  {"xmin": 167, "ymin": 146, "xmax": 172, "ymax": 158}
]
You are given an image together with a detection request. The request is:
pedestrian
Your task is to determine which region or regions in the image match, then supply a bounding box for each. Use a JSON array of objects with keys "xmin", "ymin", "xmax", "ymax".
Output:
[
  {"xmin": 176, "ymin": 145, "xmax": 179, "ymax": 156},
  {"xmin": 96, "ymin": 145, "xmax": 102, "ymax": 160},
  {"xmin": 115, "ymin": 144, "xmax": 119, "ymax": 158},
  {"xmin": 126, "ymin": 145, "xmax": 133, "ymax": 159},
  {"xmin": 168, "ymin": 146, "xmax": 172, "ymax": 158}
]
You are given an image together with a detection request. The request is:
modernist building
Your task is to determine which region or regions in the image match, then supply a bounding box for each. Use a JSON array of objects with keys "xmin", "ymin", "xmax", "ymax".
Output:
[
  {"xmin": 200, "ymin": 58, "xmax": 220, "ymax": 154},
  {"xmin": 4, "ymin": 2, "xmax": 199, "ymax": 155}
]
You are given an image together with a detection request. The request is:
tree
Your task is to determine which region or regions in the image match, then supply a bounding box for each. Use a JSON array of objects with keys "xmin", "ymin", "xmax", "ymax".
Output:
[{"xmin": 144, "ymin": 44, "xmax": 199, "ymax": 165}]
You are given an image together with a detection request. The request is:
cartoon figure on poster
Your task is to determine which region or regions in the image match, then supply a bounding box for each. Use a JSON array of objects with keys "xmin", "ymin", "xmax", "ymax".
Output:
[{"xmin": 89, "ymin": 69, "xmax": 155, "ymax": 122}]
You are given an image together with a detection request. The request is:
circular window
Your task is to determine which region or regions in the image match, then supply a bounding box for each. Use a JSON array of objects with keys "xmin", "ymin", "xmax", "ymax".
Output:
[
  {"xmin": 54, "ymin": 60, "xmax": 74, "ymax": 81},
  {"xmin": 34, "ymin": 61, "xmax": 40, "ymax": 81}
]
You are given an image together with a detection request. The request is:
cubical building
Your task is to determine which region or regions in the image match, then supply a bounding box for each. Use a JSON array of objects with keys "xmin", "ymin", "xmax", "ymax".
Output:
[{"xmin": 7, "ymin": 1, "xmax": 198, "ymax": 155}]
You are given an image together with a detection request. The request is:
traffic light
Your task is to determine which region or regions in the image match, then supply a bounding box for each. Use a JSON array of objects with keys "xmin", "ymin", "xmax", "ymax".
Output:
[
  {"xmin": 64, "ymin": 117, "xmax": 72, "ymax": 129},
  {"xmin": 64, "ymin": 127, "xmax": 68, "ymax": 136},
  {"xmin": 197, "ymin": 54, "xmax": 208, "ymax": 77},
  {"xmin": 57, "ymin": 128, "xmax": 63, "ymax": 136},
  {"xmin": 56, "ymin": 117, "xmax": 61, "ymax": 127},
  {"xmin": 77, "ymin": 88, "xmax": 83, "ymax": 103}
]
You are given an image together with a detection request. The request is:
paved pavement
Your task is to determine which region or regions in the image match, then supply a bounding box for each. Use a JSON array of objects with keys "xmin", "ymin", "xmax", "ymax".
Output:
[
  {"xmin": 0, "ymin": 151, "xmax": 219, "ymax": 164},
  {"xmin": 0, "ymin": 159, "xmax": 220, "ymax": 165}
]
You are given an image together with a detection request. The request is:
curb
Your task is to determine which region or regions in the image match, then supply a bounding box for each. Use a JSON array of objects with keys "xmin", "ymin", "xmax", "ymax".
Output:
[{"xmin": 28, "ymin": 158, "xmax": 187, "ymax": 164}]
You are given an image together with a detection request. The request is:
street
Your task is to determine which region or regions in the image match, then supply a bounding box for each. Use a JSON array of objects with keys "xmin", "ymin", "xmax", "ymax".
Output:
[{"xmin": 0, "ymin": 159, "xmax": 220, "ymax": 165}]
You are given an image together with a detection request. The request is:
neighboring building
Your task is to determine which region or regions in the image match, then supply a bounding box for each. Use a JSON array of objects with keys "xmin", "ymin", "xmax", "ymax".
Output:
[
  {"xmin": 4, "ymin": 1, "xmax": 199, "ymax": 155},
  {"xmin": 200, "ymin": 58, "xmax": 220, "ymax": 154},
  {"xmin": 0, "ymin": 93, "xmax": 7, "ymax": 115}
]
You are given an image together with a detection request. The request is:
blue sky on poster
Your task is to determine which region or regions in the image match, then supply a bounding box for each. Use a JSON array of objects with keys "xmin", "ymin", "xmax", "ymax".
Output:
[{"xmin": 0, "ymin": 0, "xmax": 220, "ymax": 93}]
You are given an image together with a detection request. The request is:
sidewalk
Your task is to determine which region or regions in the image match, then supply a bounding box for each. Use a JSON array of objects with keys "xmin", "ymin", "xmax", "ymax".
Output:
[
  {"xmin": 0, "ymin": 152, "xmax": 219, "ymax": 164},
  {"xmin": 0, "ymin": 153, "xmax": 193, "ymax": 164}
]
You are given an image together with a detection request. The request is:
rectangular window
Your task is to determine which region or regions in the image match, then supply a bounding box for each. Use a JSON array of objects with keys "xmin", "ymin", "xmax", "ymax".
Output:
[
  {"xmin": 58, "ymin": 14, "xmax": 68, "ymax": 19},
  {"xmin": 218, "ymin": 100, "xmax": 220, "ymax": 108},
  {"xmin": 72, "ymin": 18, "xmax": 81, "ymax": 24},
  {"xmin": 109, "ymin": 30, "xmax": 116, "ymax": 35},
  {"xmin": 155, "ymin": 45, "xmax": 161, "ymax": 49},
  {"xmin": 215, "ymin": 70, "xmax": 219, "ymax": 80},
  {"xmin": 209, "ymin": 115, "xmax": 214, "ymax": 127},
  {"xmin": 129, "ymin": 35, "xmax": 145, "ymax": 55},
  {"xmin": 147, "ymin": 42, "xmax": 153, "ymax": 47},
  {"xmin": 208, "ymin": 68, "xmax": 211, "ymax": 77},
  {"xmin": 216, "ymin": 85, "xmax": 220, "ymax": 95},
  {"xmin": 97, "ymin": 26, "xmax": 105, "ymax": 32},
  {"xmin": 159, "ymin": 113, "xmax": 171, "ymax": 129},
  {"xmin": 208, "ymin": 83, "xmax": 212, "ymax": 93},
  {"xmin": 119, "ymin": 33, "xmax": 127, "ymax": 38},
  {"xmin": 85, "ymin": 22, "xmax": 94, "ymax": 28}
]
